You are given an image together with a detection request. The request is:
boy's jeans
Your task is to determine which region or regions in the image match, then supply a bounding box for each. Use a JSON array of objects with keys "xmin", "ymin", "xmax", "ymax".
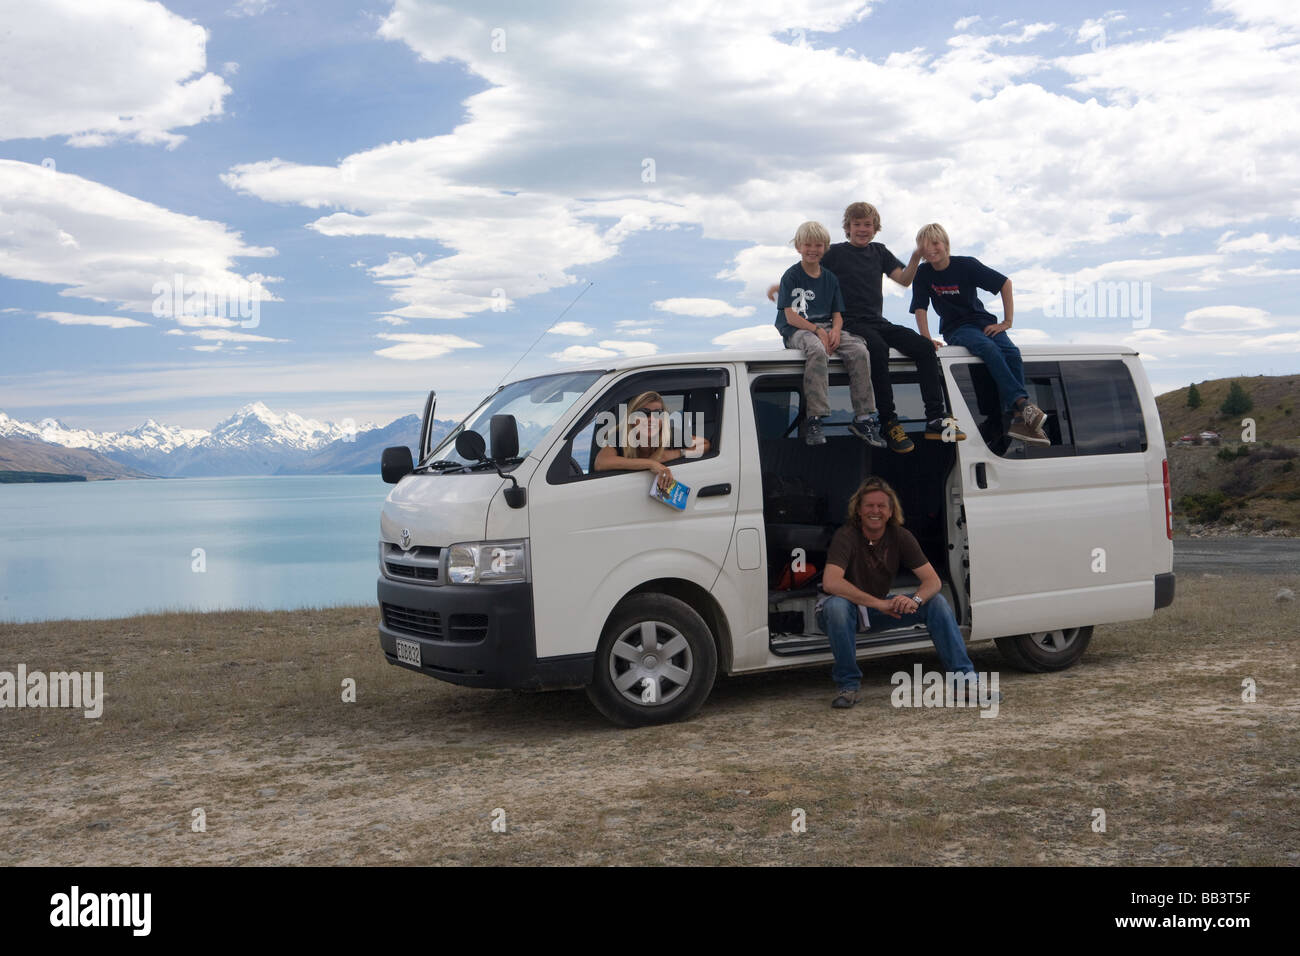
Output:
[
  {"xmin": 816, "ymin": 593, "xmax": 975, "ymax": 691},
  {"xmin": 785, "ymin": 324, "xmax": 875, "ymax": 419},
  {"xmin": 944, "ymin": 324, "xmax": 1028, "ymax": 414}
]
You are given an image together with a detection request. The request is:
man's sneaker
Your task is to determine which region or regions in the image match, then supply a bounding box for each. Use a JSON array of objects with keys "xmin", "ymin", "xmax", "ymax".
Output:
[
  {"xmin": 847, "ymin": 413, "xmax": 888, "ymax": 449},
  {"xmin": 831, "ymin": 687, "xmax": 861, "ymax": 709},
  {"xmin": 804, "ymin": 416, "xmax": 826, "ymax": 446},
  {"xmin": 877, "ymin": 417, "xmax": 914, "ymax": 454},
  {"xmin": 1008, "ymin": 415, "xmax": 1049, "ymax": 445},
  {"xmin": 1020, "ymin": 401, "xmax": 1047, "ymax": 433},
  {"xmin": 924, "ymin": 417, "xmax": 967, "ymax": 442}
]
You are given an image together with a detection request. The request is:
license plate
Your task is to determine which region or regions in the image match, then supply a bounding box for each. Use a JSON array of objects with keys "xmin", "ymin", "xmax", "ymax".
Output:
[{"xmin": 395, "ymin": 638, "xmax": 421, "ymax": 667}]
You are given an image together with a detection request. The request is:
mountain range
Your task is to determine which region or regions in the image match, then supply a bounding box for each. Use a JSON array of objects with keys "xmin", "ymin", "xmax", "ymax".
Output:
[{"xmin": 0, "ymin": 404, "xmax": 456, "ymax": 479}]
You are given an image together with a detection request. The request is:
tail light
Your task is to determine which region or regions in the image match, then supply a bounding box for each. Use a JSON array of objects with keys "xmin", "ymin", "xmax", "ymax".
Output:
[{"xmin": 1162, "ymin": 459, "xmax": 1173, "ymax": 540}]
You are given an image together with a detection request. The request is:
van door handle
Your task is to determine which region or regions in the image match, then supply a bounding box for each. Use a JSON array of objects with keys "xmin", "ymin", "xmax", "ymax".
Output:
[
  {"xmin": 974, "ymin": 463, "xmax": 987, "ymax": 489},
  {"xmin": 698, "ymin": 483, "xmax": 732, "ymax": 498}
]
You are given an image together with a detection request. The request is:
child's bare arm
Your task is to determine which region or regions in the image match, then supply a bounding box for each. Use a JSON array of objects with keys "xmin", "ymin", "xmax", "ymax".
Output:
[
  {"xmin": 889, "ymin": 248, "xmax": 924, "ymax": 287},
  {"xmin": 914, "ymin": 308, "xmax": 942, "ymax": 349},
  {"xmin": 766, "ymin": 283, "xmax": 780, "ymax": 302},
  {"xmin": 984, "ymin": 278, "xmax": 1014, "ymax": 337}
]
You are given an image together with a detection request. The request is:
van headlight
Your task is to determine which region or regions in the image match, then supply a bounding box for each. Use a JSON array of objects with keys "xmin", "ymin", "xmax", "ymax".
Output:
[{"xmin": 447, "ymin": 540, "xmax": 529, "ymax": 584}]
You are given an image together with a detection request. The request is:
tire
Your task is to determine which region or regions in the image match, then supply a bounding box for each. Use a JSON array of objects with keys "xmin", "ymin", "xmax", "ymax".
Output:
[
  {"xmin": 995, "ymin": 626, "xmax": 1093, "ymax": 673},
  {"xmin": 585, "ymin": 594, "xmax": 718, "ymax": 727}
]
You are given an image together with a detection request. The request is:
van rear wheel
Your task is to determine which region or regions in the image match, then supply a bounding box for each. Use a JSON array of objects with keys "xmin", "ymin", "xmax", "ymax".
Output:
[
  {"xmin": 995, "ymin": 626, "xmax": 1093, "ymax": 672},
  {"xmin": 586, "ymin": 594, "xmax": 717, "ymax": 727}
]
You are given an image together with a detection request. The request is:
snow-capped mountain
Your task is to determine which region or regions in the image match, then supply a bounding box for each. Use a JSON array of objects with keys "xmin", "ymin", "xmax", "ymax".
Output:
[
  {"xmin": 0, "ymin": 410, "xmax": 207, "ymax": 453},
  {"xmin": 0, "ymin": 404, "xmax": 386, "ymax": 477}
]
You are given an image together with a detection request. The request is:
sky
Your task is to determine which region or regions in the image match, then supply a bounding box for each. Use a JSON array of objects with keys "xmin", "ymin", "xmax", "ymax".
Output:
[{"xmin": 1, "ymin": 0, "xmax": 1298, "ymax": 431}]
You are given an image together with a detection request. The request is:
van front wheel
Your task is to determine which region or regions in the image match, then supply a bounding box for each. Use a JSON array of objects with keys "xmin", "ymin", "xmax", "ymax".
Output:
[
  {"xmin": 586, "ymin": 594, "xmax": 718, "ymax": 727},
  {"xmin": 995, "ymin": 626, "xmax": 1093, "ymax": 672}
]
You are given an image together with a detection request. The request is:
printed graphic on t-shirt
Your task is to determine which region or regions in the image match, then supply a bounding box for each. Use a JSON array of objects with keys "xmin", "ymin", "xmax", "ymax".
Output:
[
  {"xmin": 790, "ymin": 287, "xmax": 814, "ymax": 317},
  {"xmin": 932, "ymin": 284, "xmax": 960, "ymax": 296}
]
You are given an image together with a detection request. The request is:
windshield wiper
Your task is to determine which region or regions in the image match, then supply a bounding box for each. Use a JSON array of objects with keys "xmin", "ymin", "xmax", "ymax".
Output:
[{"xmin": 416, "ymin": 459, "xmax": 467, "ymax": 474}]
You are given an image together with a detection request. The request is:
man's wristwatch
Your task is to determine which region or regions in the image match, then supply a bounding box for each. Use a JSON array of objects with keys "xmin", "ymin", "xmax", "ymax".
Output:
[{"xmin": 908, "ymin": 593, "xmax": 924, "ymax": 608}]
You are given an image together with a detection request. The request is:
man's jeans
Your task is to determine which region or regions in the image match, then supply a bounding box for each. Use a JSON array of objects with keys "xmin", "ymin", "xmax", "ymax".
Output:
[
  {"xmin": 944, "ymin": 324, "xmax": 1028, "ymax": 414},
  {"xmin": 785, "ymin": 325, "xmax": 875, "ymax": 419},
  {"xmin": 816, "ymin": 593, "xmax": 975, "ymax": 691}
]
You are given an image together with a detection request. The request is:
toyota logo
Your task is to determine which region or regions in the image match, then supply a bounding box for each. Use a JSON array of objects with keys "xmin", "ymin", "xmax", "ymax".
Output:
[{"xmin": 400, "ymin": 528, "xmax": 411, "ymax": 549}]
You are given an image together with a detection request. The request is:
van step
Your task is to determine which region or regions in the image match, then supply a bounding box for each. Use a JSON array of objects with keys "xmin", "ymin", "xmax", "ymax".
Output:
[{"xmin": 770, "ymin": 625, "xmax": 932, "ymax": 657}]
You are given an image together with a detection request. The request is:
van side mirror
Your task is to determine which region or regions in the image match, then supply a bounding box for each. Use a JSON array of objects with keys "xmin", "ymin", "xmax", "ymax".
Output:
[
  {"xmin": 455, "ymin": 430, "xmax": 486, "ymax": 461},
  {"xmin": 381, "ymin": 446, "xmax": 414, "ymax": 484},
  {"xmin": 490, "ymin": 414, "xmax": 519, "ymax": 460}
]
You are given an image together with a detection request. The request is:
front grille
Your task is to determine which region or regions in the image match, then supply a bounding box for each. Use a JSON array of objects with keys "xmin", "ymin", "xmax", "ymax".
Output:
[
  {"xmin": 382, "ymin": 603, "xmax": 443, "ymax": 639},
  {"xmin": 447, "ymin": 613, "xmax": 489, "ymax": 643},
  {"xmin": 383, "ymin": 544, "xmax": 440, "ymax": 584}
]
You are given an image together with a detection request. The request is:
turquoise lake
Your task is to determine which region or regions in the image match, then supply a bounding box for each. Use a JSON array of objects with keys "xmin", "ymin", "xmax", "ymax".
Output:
[{"xmin": 0, "ymin": 475, "xmax": 392, "ymax": 623}]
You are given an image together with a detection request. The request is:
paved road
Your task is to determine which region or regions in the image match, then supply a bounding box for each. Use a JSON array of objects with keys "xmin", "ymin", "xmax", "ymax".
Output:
[{"xmin": 1174, "ymin": 537, "xmax": 1300, "ymax": 575}]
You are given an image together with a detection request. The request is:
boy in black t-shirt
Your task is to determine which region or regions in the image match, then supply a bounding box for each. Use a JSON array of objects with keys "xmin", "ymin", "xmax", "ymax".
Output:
[
  {"xmin": 909, "ymin": 223, "xmax": 1048, "ymax": 445},
  {"xmin": 771, "ymin": 202, "xmax": 967, "ymax": 453}
]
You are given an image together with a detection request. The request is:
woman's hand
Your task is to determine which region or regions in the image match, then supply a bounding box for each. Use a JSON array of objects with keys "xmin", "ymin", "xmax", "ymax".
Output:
[{"xmin": 649, "ymin": 459, "xmax": 674, "ymax": 491}]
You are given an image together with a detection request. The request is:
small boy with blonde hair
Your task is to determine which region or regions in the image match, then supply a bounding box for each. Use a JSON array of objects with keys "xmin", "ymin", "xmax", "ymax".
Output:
[
  {"xmin": 910, "ymin": 223, "xmax": 1048, "ymax": 445},
  {"xmin": 775, "ymin": 221, "xmax": 886, "ymax": 447}
]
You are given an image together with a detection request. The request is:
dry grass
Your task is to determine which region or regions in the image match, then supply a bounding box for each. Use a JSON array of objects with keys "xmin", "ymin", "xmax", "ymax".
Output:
[{"xmin": 2, "ymin": 576, "xmax": 1297, "ymax": 866}]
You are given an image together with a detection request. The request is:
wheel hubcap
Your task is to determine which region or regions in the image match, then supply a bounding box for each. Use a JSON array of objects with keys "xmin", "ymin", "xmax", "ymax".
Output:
[
  {"xmin": 609, "ymin": 620, "xmax": 693, "ymax": 706},
  {"xmin": 1028, "ymin": 627, "xmax": 1080, "ymax": 654}
]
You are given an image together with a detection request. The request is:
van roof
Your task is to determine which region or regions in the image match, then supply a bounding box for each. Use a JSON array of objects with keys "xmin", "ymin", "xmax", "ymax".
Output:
[{"xmin": 560, "ymin": 343, "xmax": 1141, "ymax": 375}]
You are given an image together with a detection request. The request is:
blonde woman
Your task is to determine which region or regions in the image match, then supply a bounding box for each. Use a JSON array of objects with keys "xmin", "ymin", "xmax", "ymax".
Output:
[{"xmin": 593, "ymin": 390, "xmax": 709, "ymax": 491}]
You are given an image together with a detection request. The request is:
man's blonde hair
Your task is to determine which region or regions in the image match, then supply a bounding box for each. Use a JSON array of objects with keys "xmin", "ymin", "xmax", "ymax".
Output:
[
  {"xmin": 916, "ymin": 222, "xmax": 950, "ymax": 251},
  {"xmin": 847, "ymin": 476, "xmax": 905, "ymax": 530},
  {"xmin": 842, "ymin": 202, "xmax": 881, "ymax": 236},
  {"xmin": 791, "ymin": 221, "xmax": 831, "ymax": 248}
]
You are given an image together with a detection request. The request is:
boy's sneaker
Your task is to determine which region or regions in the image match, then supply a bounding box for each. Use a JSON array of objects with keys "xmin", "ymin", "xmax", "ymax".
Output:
[
  {"xmin": 924, "ymin": 417, "xmax": 967, "ymax": 442},
  {"xmin": 1008, "ymin": 415, "xmax": 1049, "ymax": 445},
  {"xmin": 831, "ymin": 687, "xmax": 861, "ymax": 709},
  {"xmin": 804, "ymin": 416, "xmax": 826, "ymax": 446},
  {"xmin": 1019, "ymin": 401, "xmax": 1047, "ymax": 433},
  {"xmin": 883, "ymin": 417, "xmax": 915, "ymax": 454},
  {"xmin": 847, "ymin": 413, "xmax": 888, "ymax": 449}
]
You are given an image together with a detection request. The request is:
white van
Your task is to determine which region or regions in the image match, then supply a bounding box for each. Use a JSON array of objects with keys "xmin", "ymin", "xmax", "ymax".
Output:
[{"xmin": 378, "ymin": 345, "xmax": 1175, "ymax": 726}]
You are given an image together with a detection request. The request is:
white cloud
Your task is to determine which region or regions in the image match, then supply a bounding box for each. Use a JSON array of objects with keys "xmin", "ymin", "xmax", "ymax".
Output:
[
  {"xmin": 0, "ymin": 160, "xmax": 276, "ymax": 323},
  {"xmin": 953, "ymin": 16, "xmax": 981, "ymax": 31},
  {"xmin": 653, "ymin": 297, "xmax": 756, "ymax": 318},
  {"xmin": 373, "ymin": 333, "xmax": 483, "ymax": 361},
  {"xmin": 613, "ymin": 325, "xmax": 658, "ymax": 335},
  {"xmin": 36, "ymin": 311, "xmax": 149, "ymax": 329},
  {"xmin": 1216, "ymin": 231, "xmax": 1300, "ymax": 254},
  {"xmin": 551, "ymin": 345, "xmax": 617, "ymax": 362},
  {"xmin": 549, "ymin": 321, "xmax": 594, "ymax": 336},
  {"xmin": 1181, "ymin": 305, "xmax": 1273, "ymax": 332},
  {"xmin": 712, "ymin": 325, "xmax": 783, "ymax": 350},
  {"xmin": 0, "ymin": 0, "xmax": 230, "ymax": 148},
  {"xmin": 599, "ymin": 339, "xmax": 657, "ymax": 357}
]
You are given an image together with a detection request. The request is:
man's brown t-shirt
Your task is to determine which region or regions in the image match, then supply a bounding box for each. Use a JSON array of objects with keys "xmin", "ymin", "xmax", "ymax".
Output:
[{"xmin": 826, "ymin": 523, "xmax": 927, "ymax": 598}]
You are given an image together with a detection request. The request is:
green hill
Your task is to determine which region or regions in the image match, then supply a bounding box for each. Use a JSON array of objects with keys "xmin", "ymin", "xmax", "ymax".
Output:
[{"xmin": 1157, "ymin": 374, "xmax": 1300, "ymax": 534}]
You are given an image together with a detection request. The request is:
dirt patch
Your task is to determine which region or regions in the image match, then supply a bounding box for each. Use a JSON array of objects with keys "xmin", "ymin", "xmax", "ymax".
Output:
[{"xmin": 2, "ymin": 576, "xmax": 1298, "ymax": 865}]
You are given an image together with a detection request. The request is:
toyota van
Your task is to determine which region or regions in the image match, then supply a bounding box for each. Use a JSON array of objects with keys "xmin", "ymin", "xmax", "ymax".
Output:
[{"xmin": 377, "ymin": 345, "xmax": 1175, "ymax": 726}]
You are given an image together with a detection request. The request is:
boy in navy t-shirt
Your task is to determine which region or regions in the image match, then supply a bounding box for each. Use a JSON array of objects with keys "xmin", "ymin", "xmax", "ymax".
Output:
[
  {"xmin": 775, "ymin": 221, "xmax": 886, "ymax": 447},
  {"xmin": 909, "ymin": 223, "xmax": 1048, "ymax": 445}
]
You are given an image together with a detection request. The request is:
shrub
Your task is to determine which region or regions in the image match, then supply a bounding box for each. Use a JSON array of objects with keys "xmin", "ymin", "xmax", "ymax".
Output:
[
  {"xmin": 1186, "ymin": 384, "xmax": 1202, "ymax": 409},
  {"xmin": 1177, "ymin": 491, "xmax": 1229, "ymax": 523}
]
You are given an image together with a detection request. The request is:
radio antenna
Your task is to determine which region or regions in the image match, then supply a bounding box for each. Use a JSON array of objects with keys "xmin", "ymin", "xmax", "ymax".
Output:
[{"xmin": 496, "ymin": 281, "xmax": 594, "ymax": 387}]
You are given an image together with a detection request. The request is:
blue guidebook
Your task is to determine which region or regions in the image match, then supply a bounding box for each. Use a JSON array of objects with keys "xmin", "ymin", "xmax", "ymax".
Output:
[{"xmin": 649, "ymin": 476, "xmax": 690, "ymax": 511}]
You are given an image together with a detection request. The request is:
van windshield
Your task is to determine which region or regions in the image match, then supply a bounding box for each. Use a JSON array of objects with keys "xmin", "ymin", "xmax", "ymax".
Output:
[{"xmin": 423, "ymin": 370, "xmax": 603, "ymax": 470}]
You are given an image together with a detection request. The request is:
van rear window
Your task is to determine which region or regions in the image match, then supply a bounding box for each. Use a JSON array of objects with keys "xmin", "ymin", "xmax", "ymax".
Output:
[{"xmin": 952, "ymin": 359, "xmax": 1146, "ymax": 458}]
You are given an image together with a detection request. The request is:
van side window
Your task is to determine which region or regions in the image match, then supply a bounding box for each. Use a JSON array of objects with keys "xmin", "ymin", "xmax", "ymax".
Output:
[
  {"xmin": 952, "ymin": 359, "xmax": 1145, "ymax": 458},
  {"xmin": 1061, "ymin": 360, "xmax": 1148, "ymax": 454},
  {"xmin": 547, "ymin": 368, "xmax": 728, "ymax": 483}
]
